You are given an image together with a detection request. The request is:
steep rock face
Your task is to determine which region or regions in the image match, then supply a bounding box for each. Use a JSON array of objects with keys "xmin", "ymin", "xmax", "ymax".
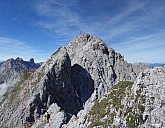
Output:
[
  {"xmin": 130, "ymin": 66, "xmax": 165, "ymax": 127},
  {"xmin": 66, "ymin": 34, "xmax": 137, "ymax": 98},
  {"xmin": 23, "ymin": 47, "xmax": 80, "ymax": 126},
  {"xmin": 71, "ymin": 64, "xmax": 94, "ymax": 107},
  {"xmin": 0, "ymin": 34, "xmax": 150, "ymax": 128},
  {"xmin": 0, "ymin": 46, "xmax": 94, "ymax": 128}
]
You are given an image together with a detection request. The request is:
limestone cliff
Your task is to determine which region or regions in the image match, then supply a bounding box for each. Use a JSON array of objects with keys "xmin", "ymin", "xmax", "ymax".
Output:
[
  {"xmin": 66, "ymin": 34, "xmax": 138, "ymax": 98},
  {"xmin": 0, "ymin": 34, "xmax": 150, "ymax": 128}
]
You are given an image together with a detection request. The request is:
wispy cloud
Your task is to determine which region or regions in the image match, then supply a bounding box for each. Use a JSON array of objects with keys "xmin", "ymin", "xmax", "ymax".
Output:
[
  {"xmin": 29, "ymin": 0, "xmax": 165, "ymax": 63},
  {"xmin": 0, "ymin": 37, "xmax": 46, "ymax": 62},
  {"xmin": 111, "ymin": 30, "xmax": 165, "ymax": 63},
  {"xmin": 32, "ymin": 0, "xmax": 80, "ymax": 36},
  {"xmin": 96, "ymin": 0, "xmax": 165, "ymax": 42},
  {"xmin": 31, "ymin": 0, "xmax": 165, "ymax": 38}
]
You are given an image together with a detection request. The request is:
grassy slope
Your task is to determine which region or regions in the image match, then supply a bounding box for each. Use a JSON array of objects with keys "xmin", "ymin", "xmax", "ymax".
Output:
[{"xmin": 87, "ymin": 81, "xmax": 146, "ymax": 128}]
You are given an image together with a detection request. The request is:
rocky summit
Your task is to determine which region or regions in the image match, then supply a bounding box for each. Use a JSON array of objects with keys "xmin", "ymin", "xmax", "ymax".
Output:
[{"xmin": 0, "ymin": 34, "xmax": 161, "ymax": 128}]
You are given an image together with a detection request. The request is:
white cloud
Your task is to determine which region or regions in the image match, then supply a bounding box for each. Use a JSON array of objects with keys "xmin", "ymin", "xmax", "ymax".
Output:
[
  {"xmin": 0, "ymin": 83, "xmax": 9, "ymax": 98},
  {"xmin": 29, "ymin": 0, "xmax": 165, "ymax": 36},
  {"xmin": 0, "ymin": 79, "xmax": 17, "ymax": 99},
  {"xmin": 98, "ymin": 0, "xmax": 165, "ymax": 42},
  {"xmin": 32, "ymin": 0, "xmax": 80, "ymax": 37}
]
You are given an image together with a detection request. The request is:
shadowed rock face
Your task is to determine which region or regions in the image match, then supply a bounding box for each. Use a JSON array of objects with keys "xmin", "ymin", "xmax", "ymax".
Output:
[
  {"xmin": 0, "ymin": 34, "xmax": 150, "ymax": 128},
  {"xmin": 66, "ymin": 34, "xmax": 138, "ymax": 98},
  {"xmin": 71, "ymin": 64, "xmax": 94, "ymax": 108},
  {"xmin": 20, "ymin": 47, "xmax": 94, "ymax": 126}
]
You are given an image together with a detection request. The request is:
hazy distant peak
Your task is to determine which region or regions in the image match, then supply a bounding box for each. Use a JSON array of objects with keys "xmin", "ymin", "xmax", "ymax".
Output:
[
  {"xmin": 15, "ymin": 57, "xmax": 23, "ymax": 61},
  {"xmin": 30, "ymin": 58, "xmax": 34, "ymax": 63}
]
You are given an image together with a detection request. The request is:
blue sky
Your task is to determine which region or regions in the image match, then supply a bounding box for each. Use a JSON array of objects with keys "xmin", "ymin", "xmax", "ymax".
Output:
[{"xmin": 0, "ymin": 0, "xmax": 165, "ymax": 63}]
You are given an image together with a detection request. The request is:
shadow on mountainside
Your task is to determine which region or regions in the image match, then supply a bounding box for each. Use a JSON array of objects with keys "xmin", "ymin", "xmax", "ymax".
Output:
[
  {"xmin": 71, "ymin": 64, "xmax": 94, "ymax": 110},
  {"xmin": 26, "ymin": 64, "xmax": 94, "ymax": 125}
]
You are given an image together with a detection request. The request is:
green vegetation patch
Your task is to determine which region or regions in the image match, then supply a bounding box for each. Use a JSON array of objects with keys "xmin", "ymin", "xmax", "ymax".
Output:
[
  {"xmin": 126, "ymin": 114, "xmax": 138, "ymax": 127},
  {"xmin": 88, "ymin": 81, "xmax": 134, "ymax": 128},
  {"xmin": 22, "ymin": 70, "xmax": 35, "ymax": 81},
  {"xmin": 108, "ymin": 81, "xmax": 133, "ymax": 108}
]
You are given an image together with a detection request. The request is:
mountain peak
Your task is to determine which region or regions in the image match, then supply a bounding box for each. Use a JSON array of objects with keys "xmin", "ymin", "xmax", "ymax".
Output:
[
  {"xmin": 67, "ymin": 34, "xmax": 106, "ymax": 51},
  {"xmin": 0, "ymin": 34, "xmax": 152, "ymax": 128},
  {"xmin": 29, "ymin": 58, "xmax": 34, "ymax": 63},
  {"xmin": 66, "ymin": 34, "xmax": 108, "ymax": 62},
  {"xmin": 15, "ymin": 57, "xmax": 23, "ymax": 61}
]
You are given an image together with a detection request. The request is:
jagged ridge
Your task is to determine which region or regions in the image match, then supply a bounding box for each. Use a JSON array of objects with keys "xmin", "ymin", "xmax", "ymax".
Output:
[
  {"xmin": 87, "ymin": 66, "xmax": 165, "ymax": 128},
  {"xmin": 0, "ymin": 34, "xmax": 149, "ymax": 128},
  {"xmin": 0, "ymin": 57, "xmax": 41, "ymax": 98}
]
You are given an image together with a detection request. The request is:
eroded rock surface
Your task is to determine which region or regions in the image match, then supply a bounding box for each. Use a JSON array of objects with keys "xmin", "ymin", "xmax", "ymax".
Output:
[{"xmin": 0, "ymin": 34, "xmax": 151, "ymax": 128}]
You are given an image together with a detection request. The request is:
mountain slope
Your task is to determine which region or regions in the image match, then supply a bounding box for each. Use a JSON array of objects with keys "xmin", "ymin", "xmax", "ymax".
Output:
[
  {"xmin": 0, "ymin": 70, "xmax": 35, "ymax": 127},
  {"xmin": 0, "ymin": 57, "xmax": 41, "ymax": 98},
  {"xmin": 0, "ymin": 34, "xmax": 150, "ymax": 128},
  {"xmin": 86, "ymin": 66, "xmax": 165, "ymax": 128}
]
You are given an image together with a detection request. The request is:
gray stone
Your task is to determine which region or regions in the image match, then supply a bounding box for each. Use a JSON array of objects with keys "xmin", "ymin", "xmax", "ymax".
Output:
[{"xmin": 0, "ymin": 34, "xmax": 151, "ymax": 128}]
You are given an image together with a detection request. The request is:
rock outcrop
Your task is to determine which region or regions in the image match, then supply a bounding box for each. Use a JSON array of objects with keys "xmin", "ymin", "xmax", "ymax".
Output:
[
  {"xmin": 132, "ymin": 62, "xmax": 150, "ymax": 75},
  {"xmin": 0, "ymin": 34, "xmax": 151, "ymax": 128},
  {"xmin": 131, "ymin": 66, "xmax": 165, "ymax": 127},
  {"xmin": 86, "ymin": 66, "xmax": 165, "ymax": 128},
  {"xmin": 0, "ymin": 46, "xmax": 94, "ymax": 127}
]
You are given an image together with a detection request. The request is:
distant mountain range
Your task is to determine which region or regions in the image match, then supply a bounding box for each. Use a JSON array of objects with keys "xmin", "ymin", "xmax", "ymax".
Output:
[
  {"xmin": 0, "ymin": 57, "xmax": 41, "ymax": 98},
  {"xmin": 148, "ymin": 63, "xmax": 165, "ymax": 68},
  {"xmin": 132, "ymin": 62, "xmax": 165, "ymax": 68}
]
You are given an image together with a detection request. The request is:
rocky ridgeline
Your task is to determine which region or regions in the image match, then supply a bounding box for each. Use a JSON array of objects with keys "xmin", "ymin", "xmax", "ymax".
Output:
[
  {"xmin": 132, "ymin": 62, "xmax": 150, "ymax": 76},
  {"xmin": 86, "ymin": 66, "xmax": 165, "ymax": 128},
  {"xmin": 0, "ymin": 57, "xmax": 40, "ymax": 98},
  {"xmin": 0, "ymin": 34, "xmax": 150, "ymax": 128}
]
